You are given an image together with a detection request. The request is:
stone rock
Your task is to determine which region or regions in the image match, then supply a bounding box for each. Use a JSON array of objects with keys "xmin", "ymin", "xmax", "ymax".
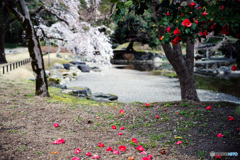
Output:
[
  {"xmin": 56, "ymin": 54, "xmax": 62, "ymax": 58},
  {"xmin": 53, "ymin": 63, "xmax": 64, "ymax": 69},
  {"xmin": 70, "ymin": 61, "xmax": 86, "ymax": 65},
  {"xmin": 91, "ymin": 66, "xmax": 101, "ymax": 72},
  {"xmin": 64, "ymin": 55, "xmax": 69, "ymax": 60},
  {"xmin": 91, "ymin": 93, "xmax": 118, "ymax": 101},
  {"xmin": 70, "ymin": 87, "xmax": 92, "ymax": 97},
  {"xmin": 55, "ymin": 84, "xmax": 67, "ymax": 89},
  {"xmin": 77, "ymin": 64, "xmax": 90, "ymax": 72},
  {"xmin": 62, "ymin": 89, "xmax": 73, "ymax": 94},
  {"xmin": 63, "ymin": 63, "xmax": 70, "ymax": 70}
]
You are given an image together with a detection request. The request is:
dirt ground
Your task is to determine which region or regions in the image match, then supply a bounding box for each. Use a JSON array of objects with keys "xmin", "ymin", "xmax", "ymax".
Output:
[{"xmin": 0, "ymin": 52, "xmax": 240, "ymax": 160}]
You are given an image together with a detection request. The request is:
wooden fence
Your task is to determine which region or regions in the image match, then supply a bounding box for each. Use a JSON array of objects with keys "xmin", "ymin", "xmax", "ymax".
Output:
[{"xmin": 0, "ymin": 58, "xmax": 31, "ymax": 76}]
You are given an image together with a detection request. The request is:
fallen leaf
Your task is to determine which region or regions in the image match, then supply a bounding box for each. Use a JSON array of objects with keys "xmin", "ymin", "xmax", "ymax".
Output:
[
  {"xmin": 128, "ymin": 156, "xmax": 135, "ymax": 160},
  {"xmin": 51, "ymin": 151, "xmax": 59, "ymax": 154}
]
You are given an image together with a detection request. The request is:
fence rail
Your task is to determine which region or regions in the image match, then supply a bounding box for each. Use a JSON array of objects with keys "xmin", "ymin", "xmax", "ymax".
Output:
[{"xmin": 0, "ymin": 58, "xmax": 31, "ymax": 76}]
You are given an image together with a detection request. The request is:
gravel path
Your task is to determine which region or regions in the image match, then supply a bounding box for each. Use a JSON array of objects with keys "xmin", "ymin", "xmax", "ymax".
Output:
[{"xmin": 67, "ymin": 65, "xmax": 240, "ymax": 104}]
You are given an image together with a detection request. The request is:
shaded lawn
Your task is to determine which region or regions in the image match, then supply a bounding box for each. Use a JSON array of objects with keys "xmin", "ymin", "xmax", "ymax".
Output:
[{"xmin": 0, "ymin": 79, "xmax": 240, "ymax": 160}]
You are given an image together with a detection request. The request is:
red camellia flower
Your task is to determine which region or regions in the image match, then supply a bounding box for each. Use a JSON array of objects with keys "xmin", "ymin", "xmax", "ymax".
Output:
[
  {"xmin": 231, "ymin": 65, "xmax": 237, "ymax": 71},
  {"xmin": 176, "ymin": 112, "xmax": 179, "ymax": 114},
  {"xmin": 137, "ymin": 145, "xmax": 145, "ymax": 152},
  {"xmin": 166, "ymin": 12, "xmax": 170, "ymax": 16},
  {"xmin": 120, "ymin": 126, "xmax": 125, "ymax": 130},
  {"xmin": 72, "ymin": 157, "xmax": 80, "ymax": 160},
  {"xmin": 52, "ymin": 138, "xmax": 65, "ymax": 144},
  {"xmin": 194, "ymin": 19, "xmax": 198, "ymax": 24},
  {"xmin": 202, "ymin": 11, "xmax": 207, "ymax": 16},
  {"xmin": 217, "ymin": 133, "xmax": 224, "ymax": 138},
  {"xmin": 54, "ymin": 123, "xmax": 59, "ymax": 127},
  {"xmin": 142, "ymin": 157, "xmax": 150, "ymax": 160},
  {"xmin": 98, "ymin": 142, "xmax": 104, "ymax": 147},
  {"xmin": 173, "ymin": 28, "xmax": 181, "ymax": 35},
  {"xmin": 92, "ymin": 155, "xmax": 100, "ymax": 159},
  {"xmin": 163, "ymin": 109, "xmax": 167, "ymax": 111},
  {"xmin": 119, "ymin": 145, "xmax": 126, "ymax": 152},
  {"xmin": 159, "ymin": 36, "xmax": 164, "ymax": 41},
  {"xmin": 189, "ymin": 2, "xmax": 196, "ymax": 8},
  {"xmin": 206, "ymin": 106, "xmax": 211, "ymax": 110},
  {"xmin": 106, "ymin": 146, "xmax": 113, "ymax": 152},
  {"xmin": 75, "ymin": 148, "xmax": 81, "ymax": 154},
  {"xmin": 118, "ymin": 132, "xmax": 123, "ymax": 135},
  {"xmin": 112, "ymin": 125, "xmax": 116, "ymax": 129},
  {"xmin": 113, "ymin": 150, "xmax": 119, "ymax": 154},
  {"xmin": 119, "ymin": 110, "xmax": 124, "ymax": 114},
  {"xmin": 221, "ymin": 5, "xmax": 224, "ymax": 10},
  {"xmin": 156, "ymin": 115, "xmax": 159, "ymax": 119},
  {"xmin": 200, "ymin": 30, "xmax": 208, "ymax": 36},
  {"xmin": 96, "ymin": 117, "xmax": 99, "ymax": 119},
  {"xmin": 215, "ymin": 155, "xmax": 221, "ymax": 159},
  {"xmin": 141, "ymin": 151, "xmax": 147, "ymax": 154},
  {"xmin": 145, "ymin": 103, "xmax": 150, "ymax": 106},
  {"xmin": 148, "ymin": 154, "xmax": 153, "ymax": 159},
  {"xmin": 210, "ymin": 23, "xmax": 216, "ymax": 30},
  {"xmin": 222, "ymin": 25, "xmax": 229, "ymax": 35},
  {"xmin": 166, "ymin": 27, "xmax": 171, "ymax": 33},
  {"xmin": 181, "ymin": 13, "xmax": 184, "ymax": 16},
  {"xmin": 172, "ymin": 36, "xmax": 182, "ymax": 45},
  {"xmin": 197, "ymin": 6, "xmax": 202, "ymax": 10},
  {"xmin": 176, "ymin": 141, "xmax": 182, "ymax": 145},
  {"xmin": 132, "ymin": 138, "xmax": 138, "ymax": 143},
  {"xmin": 86, "ymin": 152, "xmax": 92, "ymax": 156},
  {"xmin": 182, "ymin": 19, "xmax": 192, "ymax": 27},
  {"xmin": 228, "ymin": 116, "xmax": 235, "ymax": 121}
]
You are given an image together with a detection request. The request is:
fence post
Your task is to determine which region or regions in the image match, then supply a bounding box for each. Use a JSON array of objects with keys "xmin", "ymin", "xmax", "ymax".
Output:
[
  {"xmin": 10, "ymin": 64, "xmax": 12, "ymax": 71},
  {"xmin": 3, "ymin": 66, "xmax": 4, "ymax": 74},
  {"xmin": 7, "ymin": 65, "xmax": 8, "ymax": 73}
]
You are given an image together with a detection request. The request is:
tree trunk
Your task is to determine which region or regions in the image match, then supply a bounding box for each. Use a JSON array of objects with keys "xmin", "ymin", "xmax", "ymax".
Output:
[
  {"xmin": 151, "ymin": 0, "xmax": 199, "ymax": 101},
  {"xmin": 126, "ymin": 40, "xmax": 135, "ymax": 52},
  {"xmin": 0, "ymin": 30, "xmax": 7, "ymax": 64},
  {"xmin": 0, "ymin": 5, "xmax": 11, "ymax": 64},
  {"xmin": 4, "ymin": 0, "xmax": 50, "ymax": 97}
]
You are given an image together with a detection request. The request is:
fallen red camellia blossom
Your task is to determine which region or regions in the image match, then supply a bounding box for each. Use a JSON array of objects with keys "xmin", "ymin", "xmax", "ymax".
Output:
[
  {"xmin": 145, "ymin": 103, "xmax": 150, "ymax": 106},
  {"xmin": 86, "ymin": 152, "xmax": 92, "ymax": 156},
  {"xmin": 52, "ymin": 138, "xmax": 65, "ymax": 144},
  {"xmin": 132, "ymin": 138, "xmax": 138, "ymax": 143},
  {"xmin": 161, "ymin": 150, "xmax": 166, "ymax": 154},
  {"xmin": 217, "ymin": 133, "xmax": 224, "ymax": 138},
  {"xmin": 156, "ymin": 115, "xmax": 159, "ymax": 119},
  {"xmin": 75, "ymin": 148, "xmax": 81, "ymax": 154},
  {"xmin": 113, "ymin": 150, "xmax": 119, "ymax": 154},
  {"xmin": 98, "ymin": 142, "xmax": 104, "ymax": 147},
  {"xmin": 148, "ymin": 154, "xmax": 153, "ymax": 158},
  {"xmin": 106, "ymin": 146, "xmax": 113, "ymax": 152},
  {"xmin": 120, "ymin": 126, "xmax": 125, "ymax": 130},
  {"xmin": 176, "ymin": 112, "xmax": 179, "ymax": 114},
  {"xmin": 54, "ymin": 123, "xmax": 59, "ymax": 127},
  {"xmin": 72, "ymin": 157, "xmax": 80, "ymax": 160},
  {"xmin": 163, "ymin": 109, "xmax": 167, "ymax": 111},
  {"xmin": 119, "ymin": 132, "xmax": 123, "ymax": 135},
  {"xmin": 50, "ymin": 151, "xmax": 59, "ymax": 154},
  {"xmin": 137, "ymin": 145, "xmax": 145, "ymax": 152},
  {"xmin": 176, "ymin": 141, "xmax": 182, "ymax": 145},
  {"xmin": 119, "ymin": 110, "xmax": 124, "ymax": 114},
  {"xmin": 128, "ymin": 156, "xmax": 135, "ymax": 160},
  {"xmin": 119, "ymin": 145, "xmax": 126, "ymax": 152},
  {"xmin": 142, "ymin": 157, "xmax": 150, "ymax": 160},
  {"xmin": 92, "ymin": 155, "xmax": 100, "ymax": 159},
  {"xmin": 228, "ymin": 116, "xmax": 235, "ymax": 121},
  {"xmin": 112, "ymin": 125, "xmax": 116, "ymax": 129},
  {"xmin": 215, "ymin": 155, "xmax": 221, "ymax": 159},
  {"xmin": 206, "ymin": 106, "xmax": 211, "ymax": 110},
  {"xmin": 141, "ymin": 151, "xmax": 147, "ymax": 154}
]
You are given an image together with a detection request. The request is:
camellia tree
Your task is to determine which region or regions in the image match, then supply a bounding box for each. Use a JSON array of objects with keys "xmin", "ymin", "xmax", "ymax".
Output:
[{"xmin": 112, "ymin": 0, "xmax": 240, "ymax": 101}]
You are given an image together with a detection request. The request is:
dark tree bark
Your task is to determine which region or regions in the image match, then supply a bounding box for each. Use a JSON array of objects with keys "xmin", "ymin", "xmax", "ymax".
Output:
[
  {"xmin": 0, "ymin": 5, "xmax": 13, "ymax": 64},
  {"xmin": 152, "ymin": 0, "xmax": 199, "ymax": 101},
  {"xmin": 126, "ymin": 40, "xmax": 135, "ymax": 52},
  {"xmin": 4, "ymin": 0, "xmax": 50, "ymax": 97}
]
